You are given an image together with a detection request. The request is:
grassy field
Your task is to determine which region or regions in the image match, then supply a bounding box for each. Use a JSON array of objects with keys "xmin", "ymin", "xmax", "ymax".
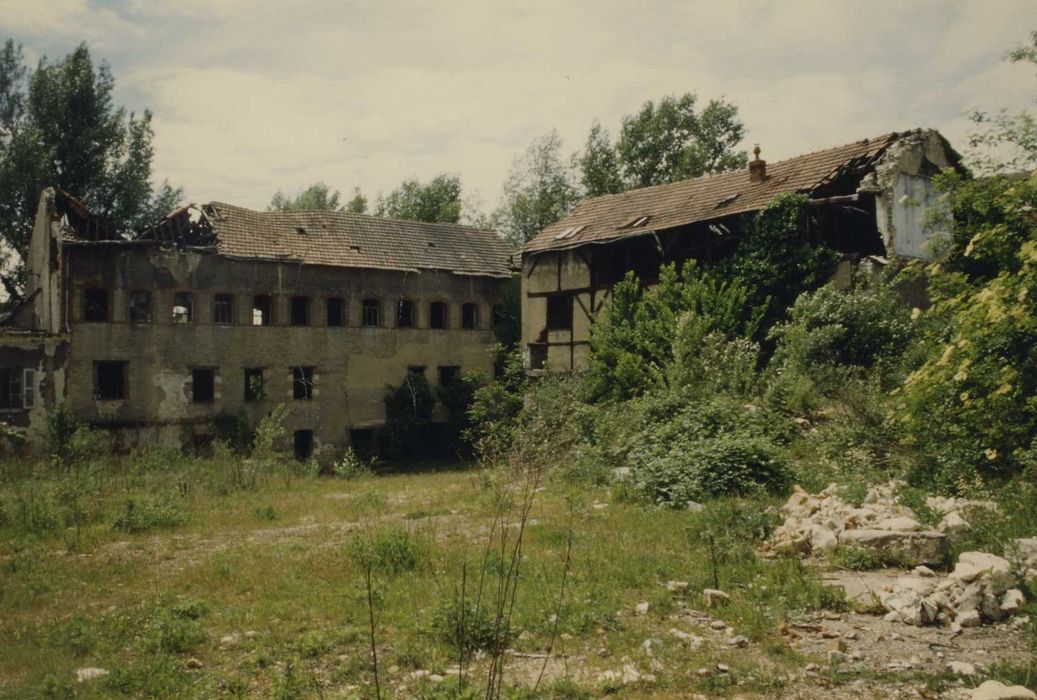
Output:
[{"xmin": 0, "ymin": 453, "xmax": 1032, "ymax": 699}]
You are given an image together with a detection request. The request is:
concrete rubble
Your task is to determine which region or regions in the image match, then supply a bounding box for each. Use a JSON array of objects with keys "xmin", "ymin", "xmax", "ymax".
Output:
[
  {"xmin": 765, "ymin": 481, "xmax": 992, "ymax": 565},
  {"xmin": 879, "ymin": 547, "xmax": 1035, "ymax": 627}
]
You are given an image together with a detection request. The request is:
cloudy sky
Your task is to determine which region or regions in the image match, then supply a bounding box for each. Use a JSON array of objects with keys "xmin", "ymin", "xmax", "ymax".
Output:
[{"xmin": 2, "ymin": 1, "xmax": 1036, "ymax": 217}]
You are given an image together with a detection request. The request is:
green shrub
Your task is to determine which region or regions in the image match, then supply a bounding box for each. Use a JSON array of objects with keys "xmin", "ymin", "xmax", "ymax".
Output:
[
  {"xmin": 382, "ymin": 372, "xmax": 436, "ymax": 461},
  {"xmin": 146, "ymin": 599, "xmax": 209, "ymax": 653},
  {"xmin": 348, "ymin": 527, "xmax": 427, "ymax": 576},
  {"xmin": 112, "ymin": 493, "xmax": 187, "ymax": 533},
  {"xmin": 431, "ymin": 595, "xmax": 499, "ymax": 655}
]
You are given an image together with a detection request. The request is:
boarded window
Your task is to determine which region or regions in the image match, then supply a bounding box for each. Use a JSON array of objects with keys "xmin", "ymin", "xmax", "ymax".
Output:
[
  {"xmin": 362, "ymin": 299, "xmax": 380, "ymax": 327},
  {"xmin": 438, "ymin": 365, "xmax": 460, "ymax": 386},
  {"xmin": 462, "ymin": 303, "xmax": 479, "ymax": 330},
  {"xmin": 545, "ymin": 294, "xmax": 573, "ymax": 331},
  {"xmin": 397, "ymin": 300, "xmax": 415, "ymax": 328},
  {"xmin": 192, "ymin": 368, "xmax": 215, "ymax": 403},
  {"xmin": 130, "ymin": 290, "xmax": 151, "ymax": 324},
  {"xmin": 244, "ymin": 368, "xmax": 264, "ymax": 401},
  {"xmin": 326, "ymin": 298, "xmax": 345, "ymax": 327},
  {"xmin": 293, "ymin": 430, "xmax": 314, "ymax": 461},
  {"xmin": 213, "ymin": 294, "xmax": 234, "ymax": 324},
  {"xmin": 0, "ymin": 368, "xmax": 22, "ymax": 409},
  {"xmin": 252, "ymin": 295, "xmax": 272, "ymax": 326},
  {"xmin": 290, "ymin": 296, "xmax": 310, "ymax": 326},
  {"xmin": 83, "ymin": 288, "xmax": 108, "ymax": 322},
  {"xmin": 429, "ymin": 301, "xmax": 447, "ymax": 329},
  {"xmin": 172, "ymin": 292, "xmax": 193, "ymax": 324},
  {"xmin": 293, "ymin": 366, "xmax": 314, "ymax": 400},
  {"xmin": 94, "ymin": 361, "xmax": 127, "ymax": 400}
]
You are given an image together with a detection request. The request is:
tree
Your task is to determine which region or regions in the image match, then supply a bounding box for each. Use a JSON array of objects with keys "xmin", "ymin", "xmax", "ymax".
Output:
[
  {"xmin": 346, "ymin": 187, "xmax": 368, "ymax": 214},
  {"xmin": 375, "ymin": 173, "xmax": 462, "ymax": 223},
  {"xmin": 496, "ymin": 130, "xmax": 580, "ymax": 246},
  {"xmin": 616, "ymin": 93, "xmax": 746, "ymax": 188},
  {"xmin": 578, "ymin": 120, "xmax": 624, "ymax": 197},
  {"xmin": 0, "ymin": 40, "xmax": 181, "ymax": 296},
  {"xmin": 268, "ymin": 182, "xmax": 342, "ymax": 212}
]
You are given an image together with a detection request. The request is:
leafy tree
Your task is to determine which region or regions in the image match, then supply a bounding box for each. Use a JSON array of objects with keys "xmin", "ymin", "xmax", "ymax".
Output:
[
  {"xmin": 578, "ymin": 120, "xmax": 624, "ymax": 197},
  {"xmin": 588, "ymin": 263, "xmax": 765, "ymax": 401},
  {"xmin": 720, "ymin": 193, "xmax": 839, "ymax": 327},
  {"xmin": 616, "ymin": 93, "xmax": 746, "ymax": 188},
  {"xmin": 346, "ymin": 187, "xmax": 368, "ymax": 214},
  {"xmin": 0, "ymin": 40, "xmax": 181, "ymax": 295},
  {"xmin": 496, "ymin": 130, "xmax": 580, "ymax": 246},
  {"xmin": 375, "ymin": 173, "xmax": 461, "ymax": 223},
  {"xmin": 268, "ymin": 182, "xmax": 342, "ymax": 212}
]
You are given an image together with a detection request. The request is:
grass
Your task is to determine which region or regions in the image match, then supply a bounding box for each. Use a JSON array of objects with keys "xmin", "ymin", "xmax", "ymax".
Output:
[{"xmin": 0, "ymin": 451, "xmax": 1029, "ymax": 698}]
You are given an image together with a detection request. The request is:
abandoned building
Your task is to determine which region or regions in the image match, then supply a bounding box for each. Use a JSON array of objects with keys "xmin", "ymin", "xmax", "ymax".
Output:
[
  {"xmin": 520, "ymin": 128, "xmax": 962, "ymax": 373},
  {"xmin": 1, "ymin": 188, "xmax": 514, "ymax": 456}
]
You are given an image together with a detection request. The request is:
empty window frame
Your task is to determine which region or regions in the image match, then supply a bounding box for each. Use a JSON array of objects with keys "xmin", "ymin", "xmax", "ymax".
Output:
[
  {"xmin": 461, "ymin": 303, "xmax": 479, "ymax": 330},
  {"xmin": 192, "ymin": 368, "xmax": 215, "ymax": 403},
  {"xmin": 326, "ymin": 297, "xmax": 345, "ymax": 327},
  {"xmin": 83, "ymin": 288, "xmax": 108, "ymax": 322},
  {"xmin": 213, "ymin": 294, "xmax": 234, "ymax": 324},
  {"xmin": 407, "ymin": 365, "xmax": 427, "ymax": 378},
  {"xmin": 397, "ymin": 300, "xmax": 415, "ymax": 328},
  {"xmin": 293, "ymin": 366, "xmax": 314, "ymax": 400},
  {"xmin": 545, "ymin": 294, "xmax": 574, "ymax": 331},
  {"xmin": 172, "ymin": 292, "xmax": 193, "ymax": 324},
  {"xmin": 438, "ymin": 365, "xmax": 460, "ymax": 386},
  {"xmin": 290, "ymin": 296, "xmax": 310, "ymax": 326},
  {"xmin": 244, "ymin": 368, "xmax": 264, "ymax": 401},
  {"xmin": 252, "ymin": 295, "xmax": 273, "ymax": 326},
  {"xmin": 94, "ymin": 361, "xmax": 127, "ymax": 400},
  {"xmin": 361, "ymin": 299, "xmax": 380, "ymax": 328},
  {"xmin": 0, "ymin": 368, "xmax": 28, "ymax": 409},
  {"xmin": 129, "ymin": 290, "xmax": 152, "ymax": 324},
  {"xmin": 429, "ymin": 301, "xmax": 448, "ymax": 329},
  {"xmin": 293, "ymin": 429, "xmax": 314, "ymax": 461}
]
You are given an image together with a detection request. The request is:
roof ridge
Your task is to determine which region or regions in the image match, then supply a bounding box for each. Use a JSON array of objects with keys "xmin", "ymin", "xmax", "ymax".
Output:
[
  {"xmin": 572, "ymin": 129, "xmax": 909, "ymax": 209},
  {"xmin": 207, "ymin": 201, "xmax": 498, "ymax": 235}
]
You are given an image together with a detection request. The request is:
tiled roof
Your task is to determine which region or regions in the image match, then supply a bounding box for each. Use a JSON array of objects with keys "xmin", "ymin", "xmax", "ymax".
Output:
[
  {"xmin": 153, "ymin": 203, "xmax": 516, "ymax": 278},
  {"xmin": 524, "ymin": 131, "xmax": 912, "ymax": 255}
]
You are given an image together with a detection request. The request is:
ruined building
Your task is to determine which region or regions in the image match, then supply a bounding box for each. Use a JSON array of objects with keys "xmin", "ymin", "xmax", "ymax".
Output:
[
  {"xmin": 520, "ymin": 129, "xmax": 962, "ymax": 372},
  {"xmin": 0, "ymin": 189, "xmax": 514, "ymax": 455}
]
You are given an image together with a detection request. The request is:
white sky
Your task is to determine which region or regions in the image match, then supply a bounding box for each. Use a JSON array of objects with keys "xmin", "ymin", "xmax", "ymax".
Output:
[{"xmin": 2, "ymin": 0, "xmax": 1036, "ymax": 218}]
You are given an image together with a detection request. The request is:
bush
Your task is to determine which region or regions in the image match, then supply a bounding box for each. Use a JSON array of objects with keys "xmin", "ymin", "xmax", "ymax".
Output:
[
  {"xmin": 112, "ymin": 493, "xmax": 187, "ymax": 533},
  {"xmin": 382, "ymin": 372, "xmax": 436, "ymax": 461},
  {"xmin": 431, "ymin": 595, "xmax": 499, "ymax": 655},
  {"xmin": 348, "ymin": 527, "xmax": 428, "ymax": 576}
]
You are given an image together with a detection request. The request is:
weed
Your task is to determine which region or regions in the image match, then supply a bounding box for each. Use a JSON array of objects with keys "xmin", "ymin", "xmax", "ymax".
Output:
[{"xmin": 112, "ymin": 493, "xmax": 187, "ymax": 533}]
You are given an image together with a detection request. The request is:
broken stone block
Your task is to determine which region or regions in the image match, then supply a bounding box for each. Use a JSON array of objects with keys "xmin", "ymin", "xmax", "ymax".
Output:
[
  {"xmin": 1001, "ymin": 588, "xmax": 1025, "ymax": 615},
  {"xmin": 837, "ymin": 528, "xmax": 947, "ymax": 566},
  {"xmin": 703, "ymin": 589, "xmax": 730, "ymax": 607},
  {"xmin": 969, "ymin": 680, "xmax": 1037, "ymax": 700},
  {"xmin": 951, "ymin": 552, "xmax": 1012, "ymax": 585},
  {"xmin": 947, "ymin": 660, "xmax": 977, "ymax": 676},
  {"xmin": 877, "ymin": 516, "xmax": 922, "ymax": 532},
  {"xmin": 75, "ymin": 668, "xmax": 108, "ymax": 683},
  {"xmin": 957, "ymin": 609, "xmax": 982, "ymax": 628},
  {"xmin": 938, "ymin": 511, "xmax": 970, "ymax": 534}
]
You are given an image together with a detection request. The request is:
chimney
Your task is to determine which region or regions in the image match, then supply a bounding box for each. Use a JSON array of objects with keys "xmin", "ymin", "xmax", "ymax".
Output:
[{"xmin": 748, "ymin": 144, "xmax": 766, "ymax": 183}]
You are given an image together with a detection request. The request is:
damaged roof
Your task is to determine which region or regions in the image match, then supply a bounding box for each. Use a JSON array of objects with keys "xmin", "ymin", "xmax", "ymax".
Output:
[
  {"xmin": 524, "ymin": 129, "xmax": 944, "ymax": 255},
  {"xmin": 142, "ymin": 203, "xmax": 516, "ymax": 278}
]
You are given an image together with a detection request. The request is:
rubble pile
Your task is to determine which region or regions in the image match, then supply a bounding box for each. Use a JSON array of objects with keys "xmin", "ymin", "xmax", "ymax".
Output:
[
  {"xmin": 882, "ymin": 542, "xmax": 1037, "ymax": 627},
  {"xmin": 766, "ymin": 481, "xmax": 988, "ymax": 565}
]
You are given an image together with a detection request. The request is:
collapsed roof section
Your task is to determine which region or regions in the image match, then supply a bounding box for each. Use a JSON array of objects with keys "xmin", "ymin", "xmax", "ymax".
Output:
[
  {"xmin": 524, "ymin": 129, "xmax": 961, "ymax": 255},
  {"xmin": 50, "ymin": 188, "xmax": 120, "ymax": 242},
  {"xmin": 139, "ymin": 203, "xmax": 516, "ymax": 278}
]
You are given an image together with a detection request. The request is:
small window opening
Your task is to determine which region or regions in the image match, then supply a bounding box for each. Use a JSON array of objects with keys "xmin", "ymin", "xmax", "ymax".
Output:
[
  {"xmin": 408, "ymin": 365, "xmax": 426, "ymax": 377},
  {"xmin": 83, "ymin": 288, "xmax": 108, "ymax": 322},
  {"xmin": 22, "ymin": 368, "xmax": 35, "ymax": 409},
  {"xmin": 362, "ymin": 299, "xmax": 380, "ymax": 327},
  {"xmin": 293, "ymin": 429, "xmax": 314, "ymax": 461},
  {"xmin": 350, "ymin": 428, "xmax": 375, "ymax": 457},
  {"xmin": 715, "ymin": 193, "xmax": 740, "ymax": 209},
  {"xmin": 545, "ymin": 294, "xmax": 573, "ymax": 331},
  {"xmin": 172, "ymin": 292, "xmax": 193, "ymax": 324},
  {"xmin": 244, "ymin": 368, "xmax": 264, "ymax": 401},
  {"xmin": 461, "ymin": 303, "xmax": 479, "ymax": 330},
  {"xmin": 0, "ymin": 368, "xmax": 23, "ymax": 409},
  {"xmin": 252, "ymin": 295, "xmax": 273, "ymax": 326},
  {"xmin": 438, "ymin": 365, "xmax": 460, "ymax": 386},
  {"xmin": 94, "ymin": 361, "xmax": 127, "ymax": 400},
  {"xmin": 290, "ymin": 296, "xmax": 310, "ymax": 326},
  {"xmin": 192, "ymin": 368, "xmax": 215, "ymax": 403},
  {"xmin": 293, "ymin": 366, "xmax": 314, "ymax": 400},
  {"xmin": 130, "ymin": 290, "xmax": 151, "ymax": 324},
  {"xmin": 295, "ymin": 226, "xmax": 307, "ymax": 236},
  {"xmin": 397, "ymin": 300, "xmax": 415, "ymax": 328},
  {"xmin": 326, "ymin": 298, "xmax": 345, "ymax": 327},
  {"xmin": 429, "ymin": 301, "xmax": 447, "ymax": 329},
  {"xmin": 213, "ymin": 294, "xmax": 234, "ymax": 324}
]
